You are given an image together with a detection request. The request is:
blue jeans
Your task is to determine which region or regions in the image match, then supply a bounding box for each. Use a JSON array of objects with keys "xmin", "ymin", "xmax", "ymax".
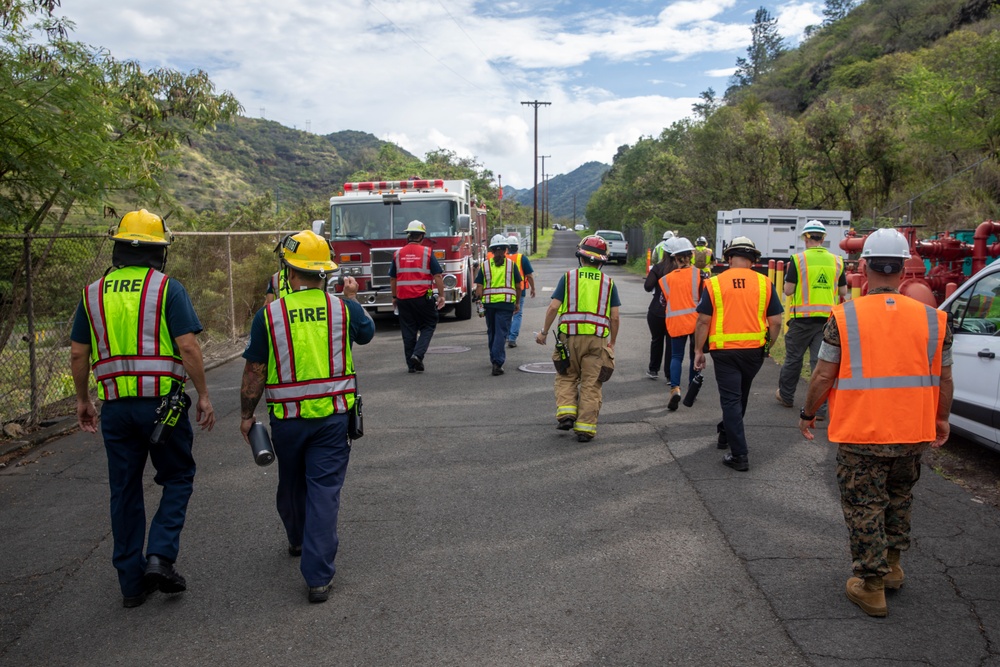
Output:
[
  {"xmin": 509, "ymin": 291, "xmax": 526, "ymax": 342},
  {"xmin": 101, "ymin": 397, "xmax": 195, "ymax": 598},
  {"xmin": 485, "ymin": 307, "xmax": 513, "ymax": 366},
  {"xmin": 669, "ymin": 333, "xmax": 696, "ymax": 388},
  {"xmin": 271, "ymin": 413, "xmax": 351, "ymax": 587}
]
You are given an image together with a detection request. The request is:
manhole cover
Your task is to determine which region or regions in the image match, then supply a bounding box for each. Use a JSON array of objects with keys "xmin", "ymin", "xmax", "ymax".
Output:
[
  {"xmin": 425, "ymin": 346, "xmax": 471, "ymax": 354},
  {"xmin": 519, "ymin": 362, "xmax": 557, "ymax": 374}
]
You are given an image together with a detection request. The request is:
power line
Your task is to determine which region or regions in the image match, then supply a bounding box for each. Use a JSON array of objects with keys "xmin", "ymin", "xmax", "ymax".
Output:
[
  {"xmin": 434, "ymin": 0, "xmax": 520, "ymax": 90},
  {"xmin": 366, "ymin": 0, "xmax": 485, "ymax": 93}
]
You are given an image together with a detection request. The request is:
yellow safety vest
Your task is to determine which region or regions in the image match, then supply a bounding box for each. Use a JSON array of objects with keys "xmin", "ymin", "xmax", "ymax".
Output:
[
  {"xmin": 264, "ymin": 289, "xmax": 356, "ymax": 419},
  {"xmin": 789, "ymin": 248, "xmax": 842, "ymax": 318},
  {"xmin": 84, "ymin": 266, "xmax": 186, "ymax": 401},
  {"xmin": 482, "ymin": 259, "xmax": 518, "ymax": 304},
  {"xmin": 557, "ymin": 267, "xmax": 614, "ymax": 337}
]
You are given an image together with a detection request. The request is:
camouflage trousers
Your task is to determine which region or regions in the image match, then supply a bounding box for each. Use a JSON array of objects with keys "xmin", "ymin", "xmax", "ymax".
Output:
[{"xmin": 836, "ymin": 446, "xmax": 922, "ymax": 579}]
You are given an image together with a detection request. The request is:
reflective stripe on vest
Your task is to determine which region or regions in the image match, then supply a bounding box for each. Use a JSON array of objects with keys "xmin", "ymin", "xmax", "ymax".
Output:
[
  {"xmin": 483, "ymin": 259, "xmax": 517, "ymax": 303},
  {"xmin": 707, "ymin": 269, "xmax": 768, "ymax": 350},
  {"xmin": 510, "ymin": 253, "xmax": 525, "ymax": 291},
  {"xmin": 789, "ymin": 249, "xmax": 842, "ymax": 318},
  {"xmin": 271, "ymin": 269, "xmax": 293, "ymax": 300},
  {"xmin": 394, "ymin": 244, "xmax": 433, "ymax": 299},
  {"xmin": 660, "ymin": 266, "xmax": 700, "ymax": 337},
  {"xmin": 264, "ymin": 290, "xmax": 355, "ymax": 419},
  {"xmin": 558, "ymin": 268, "xmax": 613, "ymax": 337},
  {"xmin": 84, "ymin": 267, "xmax": 185, "ymax": 400},
  {"xmin": 828, "ymin": 294, "xmax": 946, "ymax": 444}
]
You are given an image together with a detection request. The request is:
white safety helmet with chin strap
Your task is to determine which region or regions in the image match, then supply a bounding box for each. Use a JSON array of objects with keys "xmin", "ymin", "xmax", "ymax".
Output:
[
  {"xmin": 671, "ymin": 237, "xmax": 695, "ymax": 256},
  {"xmin": 801, "ymin": 219, "xmax": 827, "ymax": 237},
  {"xmin": 489, "ymin": 234, "xmax": 509, "ymax": 249},
  {"xmin": 405, "ymin": 220, "xmax": 427, "ymax": 235},
  {"xmin": 862, "ymin": 228, "xmax": 910, "ymax": 275},
  {"xmin": 506, "ymin": 235, "xmax": 520, "ymax": 250}
]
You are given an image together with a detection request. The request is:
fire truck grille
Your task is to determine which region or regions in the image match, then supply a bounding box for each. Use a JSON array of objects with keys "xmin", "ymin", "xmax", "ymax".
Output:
[{"xmin": 369, "ymin": 249, "xmax": 396, "ymax": 288}]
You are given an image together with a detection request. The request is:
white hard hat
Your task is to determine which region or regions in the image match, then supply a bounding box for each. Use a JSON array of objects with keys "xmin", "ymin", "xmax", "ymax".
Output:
[
  {"xmin": 671, "ymin": 237, "xmax": 695, "ymax": 255},
  {"xmin": 723, "ymin": 236, "xmax": 761, "ymax": 261},
  {"xmin": 405, "ymin": 220, "xmax": 427, "ymax": 234},
  {"xmin": 861, "ymin": 228, "xmax": 910, "ymax": 259},
  {"xmin": 489, "ymin": 234, "xmax": 508, "ymax": 249},
  {"xmin": 801, "ymin": 220, "xmax": 827, "ymax": 236},
  {"xmin": 506, "ymin": 235, "xmax": 519, "ymax": 247},
  {"xmin": 662, "ymin": 231, "xmax": 675, "ymax": 241}
]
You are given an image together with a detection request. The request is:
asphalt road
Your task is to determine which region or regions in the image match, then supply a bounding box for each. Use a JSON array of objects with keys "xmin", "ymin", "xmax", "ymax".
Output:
[{"xmin": 2, "ymin": 229, "xmax": 999, "ymax": 666}]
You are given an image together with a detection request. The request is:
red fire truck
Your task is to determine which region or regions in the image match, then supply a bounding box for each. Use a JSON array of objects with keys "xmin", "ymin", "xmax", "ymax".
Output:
[{"xmin": 319, "ymin": 179, "xmax": 489, "ymax": 319}]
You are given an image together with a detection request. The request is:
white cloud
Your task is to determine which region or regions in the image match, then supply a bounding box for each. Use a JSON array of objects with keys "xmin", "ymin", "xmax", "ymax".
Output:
[{"xmin": 54, "ymin": 0, "xmax": 790, "ymax": 188}]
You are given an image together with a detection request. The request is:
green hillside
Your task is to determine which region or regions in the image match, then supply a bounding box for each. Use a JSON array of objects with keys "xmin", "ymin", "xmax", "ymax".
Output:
[
  {"xmin": 508, "ymin": 161, "xmax": 610, "ymax": 221},
  {"xmin": 162, "ymin": 118, "xmax": 417, "ymax": 213},
  {"xmin": 587, "ymin": 0, "xmax": 1000, "ymax": 241}
]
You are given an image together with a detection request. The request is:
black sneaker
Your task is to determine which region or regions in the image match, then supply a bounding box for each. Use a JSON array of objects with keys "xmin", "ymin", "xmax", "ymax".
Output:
[
  {"xmin": 410, "ymin": 355, "xmax": 424, "ymax": 372},
  {"xmin": 507, "ymin": 340, "xmax": 517, "ymax": 348},
  {"xmin": 288, "ymin": 544, "xmax": 302, "ymax": 557},
  {"xmin": 491, "ymin": 363, "xmax": 504, "ymax": 376},
  {"xmin": 143, "ymin": 555, "xmax": 186, "ymax": 594}
]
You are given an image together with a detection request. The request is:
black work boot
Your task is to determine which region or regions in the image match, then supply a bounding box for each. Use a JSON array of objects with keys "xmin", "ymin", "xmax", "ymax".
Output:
[
  {"xmin": 722, "ymin": 453, "xmax": 749, "ymax": 471},
  {"xmin": 143, "ymin": 555, "xmax": 186, "ymax": 594}
]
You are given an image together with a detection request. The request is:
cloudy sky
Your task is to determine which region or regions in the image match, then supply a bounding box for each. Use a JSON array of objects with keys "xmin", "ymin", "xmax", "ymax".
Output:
[{"xmin": 56, "ymin": 0, "xmax": 822, "ymax": 190}]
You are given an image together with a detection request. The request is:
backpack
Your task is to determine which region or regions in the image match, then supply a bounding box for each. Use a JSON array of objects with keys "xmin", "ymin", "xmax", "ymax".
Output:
[{"xmin": 694, "ymin": 248, "xmax": 710, "ymax": 270}]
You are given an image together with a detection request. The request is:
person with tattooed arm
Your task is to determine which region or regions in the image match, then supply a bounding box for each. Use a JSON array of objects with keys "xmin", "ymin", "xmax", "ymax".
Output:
[{"xmin": 239, "ymin": 230, "xmax": 374, "ymax": 603}]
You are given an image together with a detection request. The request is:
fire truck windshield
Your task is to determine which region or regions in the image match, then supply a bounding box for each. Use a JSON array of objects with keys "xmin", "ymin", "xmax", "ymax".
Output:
[{"xmin": 331, "ymin": 200, "xmax": 457, "ymax": 240}]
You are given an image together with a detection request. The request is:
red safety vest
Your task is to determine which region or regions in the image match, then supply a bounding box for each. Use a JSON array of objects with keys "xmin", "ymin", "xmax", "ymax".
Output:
[
  {"xmin": 828, "ymin": 293, "xmax": 946, "ymax": 444},
  {"xmin": 394, "ymin": 243, "xmax": 433, "ymax": 299}
]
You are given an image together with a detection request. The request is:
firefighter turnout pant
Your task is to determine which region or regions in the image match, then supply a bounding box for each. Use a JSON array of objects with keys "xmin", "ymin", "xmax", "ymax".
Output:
[
  {"xmin": 555, "ymin": 334, "xmax": 606, "ymax": 438},
  {"xmin": 100, "ymin": 397, "xmax": 196, "ymax": 599},
  {"xmin": 271, "ymin": 413, "xmax": 351, "ymax": 588}
]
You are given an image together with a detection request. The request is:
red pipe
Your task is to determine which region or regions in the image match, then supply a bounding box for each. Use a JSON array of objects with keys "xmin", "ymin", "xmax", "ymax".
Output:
[{"xmin": 972, "ymin": 220, "xmax": 1000, "ymax": 275}]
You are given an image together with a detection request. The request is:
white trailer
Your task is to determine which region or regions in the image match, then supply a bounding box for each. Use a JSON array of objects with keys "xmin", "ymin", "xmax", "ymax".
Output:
[{"xmin": 715, "ymin": 208, "xmax": 852, "ymax": 264}]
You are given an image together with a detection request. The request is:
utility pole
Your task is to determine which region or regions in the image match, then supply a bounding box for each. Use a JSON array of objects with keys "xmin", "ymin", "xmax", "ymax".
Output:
[
  {"xmin": 543, "ymin": 173, "xmax": 550, "ymax": 231},
  {"xmin": 521, "ymin": 100, "xmax": 551, "ymax": 251},
  {"xmin": 497, "ymin": 174, "xmax": 503, "ymax": 228},
  {"xmin": 539, "ymin": 156, "xmax": 550, "ymax": 235}
]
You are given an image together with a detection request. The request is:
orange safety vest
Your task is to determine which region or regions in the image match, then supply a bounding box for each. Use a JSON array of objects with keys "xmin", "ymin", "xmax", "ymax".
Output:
[
  {"xmin": 705, "ymin": 268, "xmax": 771, "ymax": 350},
  {"xmin": 394, "ymin": 243, "xmax": 433, "ymax": 299},
  {"xmin": 509, "ymin": 253, "xmax": 525, "ymax": 291},
  {"xmin": 660, "ymin": 266, "xmax": 701, "ymax": 337},
  {"xmin": 827, "ymin": 293, "xmax": 946, "ymax": 444}
]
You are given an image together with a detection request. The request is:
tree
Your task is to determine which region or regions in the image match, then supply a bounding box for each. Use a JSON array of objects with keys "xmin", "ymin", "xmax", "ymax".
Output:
[
  {"xmin": 728, "ymin": 7, "xmax": 785, "ymax": 94},
  {"xmin": 0, "ymin": 0, "xmax": 241, "ymax": 353},
  {"xmin": 823, "ymin": 0, "xmax": 857, "ymax": 26},
  {"xmin": 692, "ymin": 88, "xmax": 720, "ymax": 120}
]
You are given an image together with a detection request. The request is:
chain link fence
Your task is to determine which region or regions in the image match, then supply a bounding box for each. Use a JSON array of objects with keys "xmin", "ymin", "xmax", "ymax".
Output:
[{"xmin": 0, "ymin": 231, "xmax": 285, "ymax": 428}]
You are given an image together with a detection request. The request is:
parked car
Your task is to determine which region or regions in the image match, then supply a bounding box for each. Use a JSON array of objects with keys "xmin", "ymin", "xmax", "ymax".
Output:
[
  {"xmin": 594, "ymin": 229, "xmax": 629, "ymax": 265},
  {"xmin": 574, "ymin": 224, "xmax": 586, "ymax": 231},
  {"xmin": 938, "ymin": 259, "xmax": 1000, "ymax": 451}
]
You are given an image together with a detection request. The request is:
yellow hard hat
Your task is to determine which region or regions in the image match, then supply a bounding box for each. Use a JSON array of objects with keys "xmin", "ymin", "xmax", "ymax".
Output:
[
  {"xmin": 280, "ymin": 230, "xmax": 338, "ymax": 275},
  {"xmin": 111, "ymin": 209, "xmax": 172, "ymax": 246}
]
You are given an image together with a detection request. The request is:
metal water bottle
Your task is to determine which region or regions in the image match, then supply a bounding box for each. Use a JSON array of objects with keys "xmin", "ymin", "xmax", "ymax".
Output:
[
  {"xmin": 249, "ymin": 422, "xmax": 275, "ymax": 466},
  {"xmin": 682, "ymin": 372, "xmax": 704, "ymax": 407}
]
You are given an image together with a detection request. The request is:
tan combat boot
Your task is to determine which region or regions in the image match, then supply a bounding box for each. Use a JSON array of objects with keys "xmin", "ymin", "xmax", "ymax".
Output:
[
  {"xmin": 884, "ymin": 548, "xmax": 905, "ymax": 590},
  {"xmin": 846, "ymin": 575, "xmax": 887, "ymax": 617}
]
